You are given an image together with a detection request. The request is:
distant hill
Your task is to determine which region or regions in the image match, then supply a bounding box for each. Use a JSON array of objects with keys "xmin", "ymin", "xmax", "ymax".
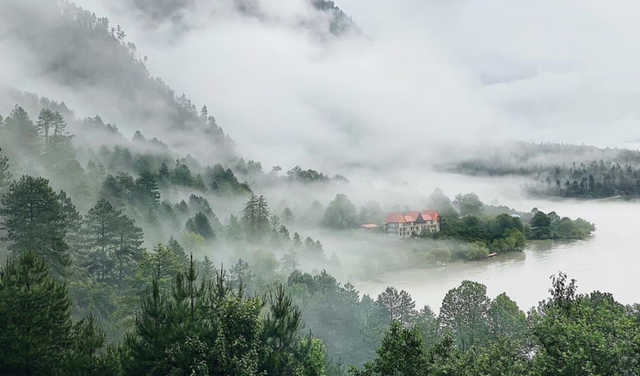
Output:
[
  {"xmin": 125, "ymin": 0, "xmax": 362, "ymax": 36},
  {"xmin": 443, "ymin": 141, "xmax": 640, "ymax": 199},
  {"xmin": 0, "ymin": 0, "xmax": 234, "ymax": 161}
]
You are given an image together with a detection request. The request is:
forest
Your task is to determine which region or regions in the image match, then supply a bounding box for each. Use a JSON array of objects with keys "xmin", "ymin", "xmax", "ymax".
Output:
[
  {"xmin": 449, "ymin": 141, "xmax": 640, "ymax": 199},
  {"xmin": 0, "ymin": 1, "xmax": 629, "ymax": 375},
  {"xmin": 0, "ymin": 104, "xmax": 607, "ymax": 376}
]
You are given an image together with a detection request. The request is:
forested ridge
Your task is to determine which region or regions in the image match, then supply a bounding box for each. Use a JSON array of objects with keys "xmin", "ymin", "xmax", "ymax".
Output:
[
  {"xmin": 0, "ymin": 1, "xmax": 631, "ymax": 375},
  {"xmin": 448, "ymin": 141, "xmax": 640, "ymax": 199}
]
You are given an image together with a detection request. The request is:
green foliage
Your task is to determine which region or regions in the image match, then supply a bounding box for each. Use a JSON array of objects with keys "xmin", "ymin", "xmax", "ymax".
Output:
[
  {"xmin": 0, "ymin": 251, "xmax": 72, "ymax": 376},
  {"xmin": 206, "ymin": 163, "xmax": 252, "ymax": 196},
  {"xmin": 242, "ymin": 195, "xmax": 271, "ymax": 241},
  {"xmin": 0, "ymin": 175, "xmax": 71, "ymax": 276},
  {"xmin": 453, "ymin": 193, "xmax": 484, "ymax": 217},
  {"xmin": 528, "ymin": 210, "xmax": 595, "ymax": 240},
  {"xmin": 322, "ymin": 194, "xmax": 357, "ymax": 230},
  {"xmin": 350, "ymin": 321, "xmax": 427, "ymax": 376},
  {"xmin": 64, "ymin": 313, "xmax": 108, "ymax": 376},
  {"xmin": 439, "ymin": 280, "xmax": 490, "ymax": 351},
  {"xmin": 437, "ymin": 213, "xmax": 527, "ymax": 256},
  {"xmin": 186, "ymin": 212, "xmax": 216, "ymax": 240},
  {"xmin": 287, "ymin": 165, "xmax": 330, "ymax": 183},
  {"xmin": 0, "ymin": 147, "xmax": 11, "ymax": 197},
  {"xmin": 530, "ymin": 273, "xmax": 640, "ymax": 376},
  {"xmin": 84, "ymin": 199, "xmax": 144, "ymax": 286}
]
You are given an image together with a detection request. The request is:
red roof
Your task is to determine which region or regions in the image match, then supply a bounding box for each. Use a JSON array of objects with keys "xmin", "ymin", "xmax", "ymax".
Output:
[
  {"xmin": 384, "ymin": 213, "xmax": 406, "ymax": 223},
  {"xmin": 385, "ymin": 210, "xmax": 439, "ymax": 223},
  {"xmin": 406, "ymin": 211, "xmax": 420, "ymax": 219},
  {"xmin": 422, "ymin": 210, "xmax": 439, "ymax": 221}
]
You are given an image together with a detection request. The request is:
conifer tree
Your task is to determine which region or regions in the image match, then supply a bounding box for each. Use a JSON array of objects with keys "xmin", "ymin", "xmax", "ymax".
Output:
[
  {"xmin": 36, "ymin": 108, "xmax": 56, "ymax": 148},
  {"xmin": 135, "ymin": 170, "xmax": 161, "ymax": 207},
  {"xmin": 2, "ymin": 106, "xmax": 41, "ymax": 163},
  {"xmin": 185, "ymin": 212, "xmax": 216, "ymax": 240},
  {"xmin": 0, "ymin": 176, "xmax": 71, "ymax": 276},
  {"xmin": 84, "ymin": 199, "xmax": 143, "ymax": 285},
  {"xmin": 242, "ymin": 194, "xmax": 271, "ymax": 240},
  {"xmin": 123, "ymin": 278, "xmax": 170, "ymax": 376},
  {"xmin": 58, "ymin": 190, "xmax": 83, "ymax": 262},
  {"xmin": 113, "ymin": 215, "xmax": 144, "ymax": 284},
  {"xmin": 65, "ymin": 314, "xmax": 107, "ymax": 376},
  {"xmin": 0, "ymin": 147, "xmax": 12, "ymax": 198},
  {"xmin": 0, "ymin": 251, "xmax": 72, "ymax": 376}
]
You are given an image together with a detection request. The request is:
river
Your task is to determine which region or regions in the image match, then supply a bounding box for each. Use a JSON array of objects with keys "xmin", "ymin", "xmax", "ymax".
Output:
[{"xmin": 357, "ymin": 199, "xmax": 640, "ymax": 312}]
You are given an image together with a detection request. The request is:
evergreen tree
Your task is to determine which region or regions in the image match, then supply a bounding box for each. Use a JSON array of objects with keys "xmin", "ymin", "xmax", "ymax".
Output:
[
  {"xmin": 168, "ymin": 236, "xmax": 187, "ymax": 262},
  {"xmin": 351, "ymin": 321, "xmax": 428, "ymax": 376},
  {"xmin": 84, "ymin": 199, "xmax": 143, "ymax": 286},
  {"xmin": 36, "ymin": 108, "xmax": 56, "ymax": 149},
  {"xmin": 0, "ymin": 147, "xmax": 12, "ymax": 197},
  {"xmin": 113, "ymin": 215, "xmax": 144, "ymax": 285},
  {"xmin": 225, "ymin": 214, "xmax": 244, "ymax": 241},
  {"xmin": 242, "ymin": 194, "xmax": 271, "ymax": 241},
  {"xmin": 58, "ymin": 190, "xmax": 83, "ymax": 263},
  {"xmin": 1, "ymin": 106, "xmax": 41, "ymax": 166},
  {"xmin": 135, "ymin": 170, "xmax": 161, "ymax": 207},
  {"xmin": 229, "ymin": 258, "xmax": 252, "ymax": 289},
  {"xmin": 51, "ymin": 111, "xmax": 69, "ymax": 139},
  {"xmin": 185, "ymin": 212, "xmax": 216, "ymax": 240},
  {"xmin": 0, "ymin": 176, "xmax": 71, "ymax": 276},
  {"xmin": 260, "ymin": 284, "xmax": 325, "ymax": 375},
  {"xmin": 0, "ymin": 251, "xmax": 72, "ymax": 376},
  {"xmin": 64, "ymin": 314, "xmax": 107, "ymax": 376}
]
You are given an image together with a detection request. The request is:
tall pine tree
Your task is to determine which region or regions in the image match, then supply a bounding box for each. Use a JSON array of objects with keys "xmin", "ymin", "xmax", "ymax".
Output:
[
  {"xmin": 0, "ymin": 251, "xmax": 72, "ymax": 376},
  {"xmin": 0, "ymin": 176, "xmax": 71, "ymax": 276}
]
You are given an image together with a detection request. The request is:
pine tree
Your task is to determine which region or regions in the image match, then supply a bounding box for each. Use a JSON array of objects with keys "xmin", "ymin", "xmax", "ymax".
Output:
[
  {"xmin": 58, "ymin": 190, "xmax": 83, "ymax": 263},
  {"xmin": 185, "ymin": 212, "xmax": 216, "ymax": 240},
  {"xmin": 84, "ymin": 199, "xmax": 143, "ymax": 286},
  {"xmin": 242, "ymin": 194, "xmax": 271, "ymax": 241},
  {"xmin": 65, "ymin": 314, "xmax": 107, "ymax": 376},
  {"xmin": 36, "ymin": 108, "xmax": 56, "ymax": 149},
  {"xmin": 135, "ymin": 170, "xmax": 161, "ymax": 207},
  {"xmin": 292, "ymin": 233, "xmax": 303, "ymax": 248},
  {"xmin": 0, "ymin": 251, "xmax": 72, "ymax": 376},
  {"xmin": 229, "ymin": 258, "xmax": 252, "ymax": 290},
  {"xmin": 113, "ymin": 215, "xmax": 144, "ymax": 285},
  {"xmin": 51, "ymin": 111, "xmax": 68, "ymax": 139},
  {"xmin": 260, "ymin": 284, "xmax": 324, "ymax": 375},
  {"xmin": 124, "ymin": 278, "xmax": 170, "ymax": 376},
  {"xmin": 84, "ymin": 199, "xmax": 120, "ymax": 282},
  {"xmin": 0, "ymin": 176, "xmax": 71, "ymax": 277},
  {"xmin": 225, "ymin": 214, "xmax": 244, "ymax": 241},
  {"xmin": 3, "ymin": 106, "xmax": 41, "ymax": 164},
  {"xmin": 0, "ymin": 147, "xmax": 12, "ymax": 198},
  {"xmin": 168, "ymin": 236, "xmax": 187, "ymax": 262}
]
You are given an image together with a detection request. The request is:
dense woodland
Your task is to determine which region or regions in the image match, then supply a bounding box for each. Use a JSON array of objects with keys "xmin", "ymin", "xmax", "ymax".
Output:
[
  {"xmin": 450, "ymin": 141, "xmax": 640, "ymax": 199},
  {"xmin": 0, "ymin": 1, "xmax": 623, "ymax": 375},
  {"xmin": 0, "ymin": 104, "xmax": 601, "ymax": 376}
]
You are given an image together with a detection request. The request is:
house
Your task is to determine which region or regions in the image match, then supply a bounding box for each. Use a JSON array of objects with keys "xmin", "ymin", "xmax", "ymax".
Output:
[
  {"xmin": 384, "ymin": 210, "xmax": 440, "ymax": 237},
  {"xmin": 360, "ymin": 223, "xmax": 379, "ymax": 231}
]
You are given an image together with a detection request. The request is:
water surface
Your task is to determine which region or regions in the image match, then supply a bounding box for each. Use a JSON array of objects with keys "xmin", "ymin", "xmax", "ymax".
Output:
[{"xmin": 358, "ymin": 200, "xmax": 640, "ymax": 311}]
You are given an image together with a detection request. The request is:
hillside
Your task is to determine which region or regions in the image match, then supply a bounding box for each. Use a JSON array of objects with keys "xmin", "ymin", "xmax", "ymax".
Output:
[{"xmin": 0, "ymin": 0, "xmax": 234, "ymax": 161}]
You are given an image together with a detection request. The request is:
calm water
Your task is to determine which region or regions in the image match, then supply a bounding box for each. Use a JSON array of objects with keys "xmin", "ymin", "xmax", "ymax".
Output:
[{"xmin": 358, "ymin": 200, "xmax": 640, "ymax": 312}]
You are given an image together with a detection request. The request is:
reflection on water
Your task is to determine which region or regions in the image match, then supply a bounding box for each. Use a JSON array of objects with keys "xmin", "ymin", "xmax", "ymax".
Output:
[{"xmin": 357, "ymin": 200, "xmax": 640, "ymax": 312}]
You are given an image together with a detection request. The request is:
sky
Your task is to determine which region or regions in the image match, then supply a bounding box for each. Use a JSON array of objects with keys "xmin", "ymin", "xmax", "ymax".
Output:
[{"xmin": 5, "ymin": 0, "xmax": 640, "ymax": 175}]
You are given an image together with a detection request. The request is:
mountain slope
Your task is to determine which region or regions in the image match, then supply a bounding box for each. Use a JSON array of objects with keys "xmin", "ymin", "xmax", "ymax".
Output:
[{"xmin": 0, "ymin": 0, "xmax": 234, "ymax": 160}]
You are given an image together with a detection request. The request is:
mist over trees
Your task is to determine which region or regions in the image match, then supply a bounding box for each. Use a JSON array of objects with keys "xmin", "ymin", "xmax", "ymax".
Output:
[{"xmin": 0, "ymin": 1, "xmax": 629, "ymax": 375}]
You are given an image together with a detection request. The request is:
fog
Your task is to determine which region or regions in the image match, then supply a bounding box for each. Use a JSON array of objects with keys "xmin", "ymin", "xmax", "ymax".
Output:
[
  {"xmin": 51, "ymin": 0, "xmax": 640, "ymax": 174},
  {"xmin": 2, "ymin": 0, "xmax": 640, "ymax": 312}
]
